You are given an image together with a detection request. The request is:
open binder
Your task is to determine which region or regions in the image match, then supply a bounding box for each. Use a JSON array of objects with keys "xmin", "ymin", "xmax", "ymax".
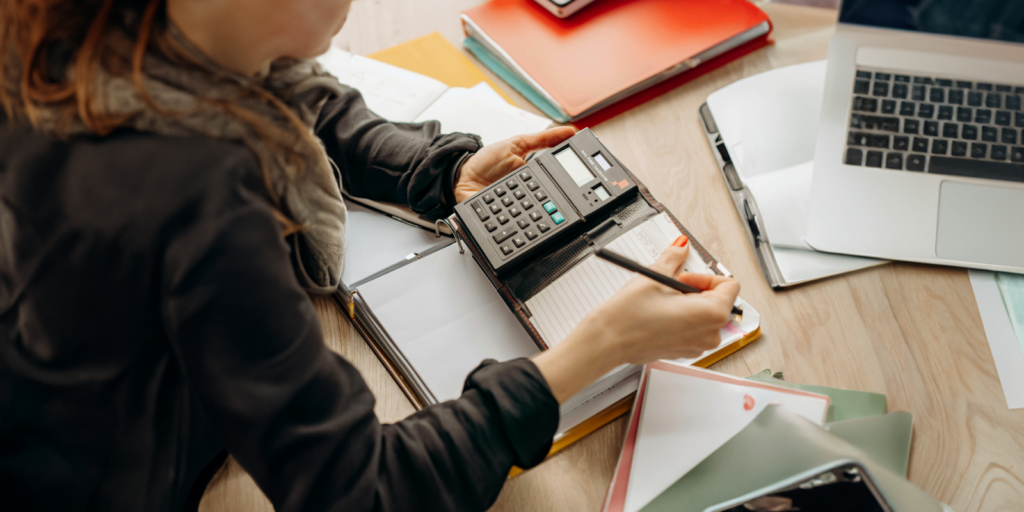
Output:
[{"xmin": 335, "ymin": 152, "xmax": 762, "ymax": 470}]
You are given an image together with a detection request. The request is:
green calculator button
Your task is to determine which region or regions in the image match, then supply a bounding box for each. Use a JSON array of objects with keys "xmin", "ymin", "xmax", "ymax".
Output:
[
  {"xmin": 551, "ymin": 212, "xmax": 566, "ymax": 225},
  {"xmin": 542, "ymin": 201, "xmax": 558, "ymax": 213}
]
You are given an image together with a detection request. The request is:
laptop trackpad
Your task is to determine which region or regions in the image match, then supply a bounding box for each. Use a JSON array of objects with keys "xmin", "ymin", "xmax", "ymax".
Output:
[{"xmin": 936, "ymin": 181, "xmax": 1024, "ymax": 268}]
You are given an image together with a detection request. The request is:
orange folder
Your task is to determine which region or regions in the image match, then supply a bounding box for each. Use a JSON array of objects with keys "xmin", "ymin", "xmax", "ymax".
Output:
[
  {"xmin": 462, "ymin": 0, "xmax": 772, "ymax": 124},
  {"xmin": 368, "ymin": 32, "xmax": 517, "ymax": 106}
]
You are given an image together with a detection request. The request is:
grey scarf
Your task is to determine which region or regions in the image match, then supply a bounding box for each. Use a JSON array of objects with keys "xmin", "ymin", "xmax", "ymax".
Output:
[{"xmin": 32, "ymin": 24, "xmax": 348, "ymax": 293}]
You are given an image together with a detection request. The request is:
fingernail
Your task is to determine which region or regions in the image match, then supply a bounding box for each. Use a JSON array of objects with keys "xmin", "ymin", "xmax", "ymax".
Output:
[{"xmin": 672, "ymin": 235, "xmax": 689, "ymax": 247}]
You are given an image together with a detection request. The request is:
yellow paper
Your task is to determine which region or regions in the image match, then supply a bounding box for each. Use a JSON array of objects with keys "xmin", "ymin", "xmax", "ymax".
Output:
[{"xmin": 369, "ymin": 32, "xmax": 517, "ymax": 106}]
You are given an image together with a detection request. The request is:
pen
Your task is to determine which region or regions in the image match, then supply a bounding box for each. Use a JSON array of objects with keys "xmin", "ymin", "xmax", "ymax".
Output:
[{"xmin": 595, "ymin": 247, "xmax": 744, "ymax": 316}]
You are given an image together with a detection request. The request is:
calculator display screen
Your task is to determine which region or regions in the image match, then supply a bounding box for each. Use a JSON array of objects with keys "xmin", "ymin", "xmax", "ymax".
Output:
[{"xmin": 555, "ymin": 147, "xmax": 595, "ymax": 187}]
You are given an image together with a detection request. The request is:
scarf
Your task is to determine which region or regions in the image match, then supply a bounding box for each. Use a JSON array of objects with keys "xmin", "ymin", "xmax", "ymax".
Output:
[{"xmin": 29, "ymin": 23, "xmax": 349, "ymax": 294}]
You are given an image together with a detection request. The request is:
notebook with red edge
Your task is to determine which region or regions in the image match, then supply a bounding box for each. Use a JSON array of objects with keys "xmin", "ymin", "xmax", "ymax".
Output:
[{"xmin": 461, "ymin": 0, "xmax": 772, "ymax": 122}]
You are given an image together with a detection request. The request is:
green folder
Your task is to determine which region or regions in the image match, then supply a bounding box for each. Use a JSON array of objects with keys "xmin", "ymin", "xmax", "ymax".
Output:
[
  {"xmin": 462, "ymin": 37, "xmax": 569, "ymax": 123},
  {"xmin": 746, "ymin": 370, "xmax": 888, "ymax": 422},
  {"xmin": 639, "ymin": 405, "xmax": 940, "ymax": 512}
]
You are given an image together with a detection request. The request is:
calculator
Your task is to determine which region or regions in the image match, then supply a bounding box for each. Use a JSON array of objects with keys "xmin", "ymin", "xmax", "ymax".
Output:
[{"xmin": 454, "ymin": 129, "xmax": 637, "ymax": 274}]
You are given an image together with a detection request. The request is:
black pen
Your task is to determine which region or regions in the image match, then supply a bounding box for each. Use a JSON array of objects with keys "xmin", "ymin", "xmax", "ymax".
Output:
[{"xmin": 595, "ymin": 247, "xmax": 743, "ymax": 316}]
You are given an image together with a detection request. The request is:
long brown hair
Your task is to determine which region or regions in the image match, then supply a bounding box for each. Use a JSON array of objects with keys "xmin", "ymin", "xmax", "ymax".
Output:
[{"xmin": 0, "ymin": 0, "xmax": 309, "ymax": 233}]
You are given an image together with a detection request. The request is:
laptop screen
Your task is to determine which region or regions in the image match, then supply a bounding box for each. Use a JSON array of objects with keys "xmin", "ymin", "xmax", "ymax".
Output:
[{"xmin": 839, "ymin": 0, "xmax": 1024, "ymax": 44}]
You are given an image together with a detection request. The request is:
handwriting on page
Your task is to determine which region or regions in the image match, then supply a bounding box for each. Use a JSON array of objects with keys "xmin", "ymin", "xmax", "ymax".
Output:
[
  {"xmin": 316, "ymin": 47, "xmax": 447, "ymax": 122},
  {"xmin": 526, "ymin": 213, "xmax": 711, "ymax": 347}
]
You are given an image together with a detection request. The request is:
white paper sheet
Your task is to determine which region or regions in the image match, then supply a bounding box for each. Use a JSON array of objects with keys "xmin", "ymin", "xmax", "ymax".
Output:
[
  {"xmin": 468, "ymin": 81, "xmax": 507, "ymax": 106},
  {"xmin": 357, "ymin": 244, "xmax": 539, "ymax": 402},
  {"xmin": 526, "ymin": 213, "xmax": 711, "ymax": 347},
  {"xmin": 316, "ymin": 47, "xmax": 448, "ymax": 122},
  {"xmin": 414, "ymin": 88, "xmax": 552, "ymax": 146},
  {"xmin": 969, "ymin": 270, "xmax": 1024, "ymax": 409},
  {"xmin": 342, "ymin": 200, "xmax": 447, "ymax": 286},
  {"xmin": 744, "ymin": 161, "xmax": 813, "ymax": 250},
  {"xmin": 704, "ymin": 60, "xmax": 885, "ymax": 285},
  {"xmin": 625, "ymin": 368, "xmax": 829, "ymax": 512}
]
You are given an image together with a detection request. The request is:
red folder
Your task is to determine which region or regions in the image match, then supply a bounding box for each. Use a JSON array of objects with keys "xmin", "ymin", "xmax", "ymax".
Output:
[{"xmin": 462, "ymin": 0, "xmax": 773, "ymax": 125}]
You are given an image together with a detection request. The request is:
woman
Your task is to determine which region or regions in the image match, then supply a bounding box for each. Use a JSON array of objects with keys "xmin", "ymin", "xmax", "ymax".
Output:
[{"xmin": 0, "ymin": 0, "xmax": 740, "ymax": 511}]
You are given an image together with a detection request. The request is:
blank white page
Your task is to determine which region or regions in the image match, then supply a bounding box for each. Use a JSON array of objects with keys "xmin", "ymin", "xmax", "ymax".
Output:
[
  {"xmin": 526, "ymin": 213, "xmax": 711, "ymax": 348},
  {"xmin": 342, "ymin": 200, "xmax": 446, "ymax": 286},
  {"xmin": 357, "ymin": 244, "xmax": 539, "ymax": 402}
]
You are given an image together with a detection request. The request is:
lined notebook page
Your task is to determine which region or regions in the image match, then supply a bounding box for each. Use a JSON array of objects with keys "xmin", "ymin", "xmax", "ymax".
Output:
[{"xmin": 526, "ymin": 213, "xmax": 712, "ymax": 347}]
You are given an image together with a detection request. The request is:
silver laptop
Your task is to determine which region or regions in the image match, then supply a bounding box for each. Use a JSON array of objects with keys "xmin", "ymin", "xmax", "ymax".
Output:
[{"xmin": 807, "ymin": 0, "xmax": 1024, "ymax": 273}]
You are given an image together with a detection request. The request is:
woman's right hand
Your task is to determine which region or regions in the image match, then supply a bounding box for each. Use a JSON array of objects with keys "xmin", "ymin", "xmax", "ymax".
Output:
[
  {"xmin": 583, "ymin": 241, "xmax": 741, "ymax": 364},
  {"xmin": 532, "ymin": 240, "xmax": 740, "ymax": 404}
]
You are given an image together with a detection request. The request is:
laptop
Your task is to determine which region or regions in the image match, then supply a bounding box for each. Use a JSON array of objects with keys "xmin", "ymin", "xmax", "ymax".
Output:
[{"xmin": 807, "ymin": 0, "xmax": 1024, "ymax": 273}]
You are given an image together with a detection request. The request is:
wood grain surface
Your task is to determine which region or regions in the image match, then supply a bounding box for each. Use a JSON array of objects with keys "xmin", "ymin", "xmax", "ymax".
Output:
[{"xmin": 199, "ymin": 2, "xmax": 1024, "ymax": 511}]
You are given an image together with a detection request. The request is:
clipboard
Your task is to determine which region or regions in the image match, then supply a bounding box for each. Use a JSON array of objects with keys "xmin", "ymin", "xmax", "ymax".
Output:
[
  {"xmin": 334, "ymin": 131, "xmax": 762, "ymax": 473},
  {"xmin": 698, "ymin": 61, "xmax": 886, "ymax": 288}
]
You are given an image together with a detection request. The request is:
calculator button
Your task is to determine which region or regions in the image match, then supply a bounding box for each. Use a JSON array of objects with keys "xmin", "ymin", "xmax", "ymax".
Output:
[
  {"xmin": 489, "ymin": 204, "xmax": 501, "ymax": 214},
  {"xmin": 542, "ymin": 201, "xmax": 558, "ymax": 214},
  {"xmin": 521, "ymin": 200, "xmax": 533, "ymax": 210},
  {"xmin": 525, "ymin": 229, "xmax": 538, "ymax": 240},
  {"xmin": 484, "ymin": 221, "xmax": 497, "ymax": 232},
  {"xmin": 471, "ymin": 200, "xmax": 489, "ymax": 221},
  {"xmin": 509, "ymin": 206, "xmax": 522, "ymax": 217},
  {"xmin": 537, "ymin": 222, "xmax": 550, "ymax": 233},
  {"xmin": 526, "ymin": 181, "xmax": 539, "ymax": 191},
  {"xmin": 534, "ymin": 190, "xmax": 548, "ymax": 201},
  {"xmin": 513, "ymin": 189, "xmax": 525, "ymax": 200},
  {"xmin": 495, "ymin": 186, "xmax": 507, "ymax": 196},
  {"xmin": 550, "ymin": 212, "xmax": 566, "ymax": 225},
  {"xmin": 501, "ymin": 197, "xmax": 513, "ymax": 207},
  {"xmin": 506, "ymin": 179, "xmax": 518, "ymax": 189},
  {"xmin": 497, "ymin": 214, "xmax": 510, "ymax": 225},
  {"xmin": 517, "ymin": 219, "xmax": 530, "ymax": 229},
  {"xmin": 512, "ymin": 236, "xmax": 526, "ymax": 248},
  {"xmin": 500, "ymin": 244, "xmax": 513, "ymax": 256},
  {"xmin": 493, "ymin": 228, "xmax": 517, "ymax": 243},
  {"xmin": 519, "ymin": 171, "xmax": 533, "ymax": 182},
  {"xmin": 482, "ymin": 193, "xmax": 495, "ymax": 204},
  {"xmin": 529, "ymin": 211, "xmax": 542, "ymax": 222}
]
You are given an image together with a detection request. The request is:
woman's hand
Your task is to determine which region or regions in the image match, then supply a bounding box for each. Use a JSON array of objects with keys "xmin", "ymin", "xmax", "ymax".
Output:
[
  {"xmin": 532, "ymin": 240, "xmax": 741, "ymax": 403},
  {"xmin": 454, "ymin": 126, "xmax": 577, "ymax": 203},
  {"xmin": 587, "ymin": 241, "xmax": 740, "ymax": 363}
]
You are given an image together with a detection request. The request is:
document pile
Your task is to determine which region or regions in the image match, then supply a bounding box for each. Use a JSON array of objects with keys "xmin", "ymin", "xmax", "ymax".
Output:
[{"xmin": 603, "ymin": 363, "xmax": 951, "ymax": 512}]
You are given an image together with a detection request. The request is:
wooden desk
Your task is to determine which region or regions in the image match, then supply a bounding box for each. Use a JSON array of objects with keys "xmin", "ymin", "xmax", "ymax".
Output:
[{"xmin": 200, "ymin": 3, "xmax": 1024, "ymax": 511}]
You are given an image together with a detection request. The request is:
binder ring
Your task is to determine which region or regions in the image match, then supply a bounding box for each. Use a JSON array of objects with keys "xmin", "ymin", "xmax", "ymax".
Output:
[{"xmin": 435, "ymin": 217, "xmax": 464, "ymax": 254}]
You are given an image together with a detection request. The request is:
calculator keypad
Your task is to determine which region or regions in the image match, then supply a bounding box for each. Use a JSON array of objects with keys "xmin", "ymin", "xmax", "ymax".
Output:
[{"xmin": 464, "ymin": 165, "xmax": 575, "ymax": 262}]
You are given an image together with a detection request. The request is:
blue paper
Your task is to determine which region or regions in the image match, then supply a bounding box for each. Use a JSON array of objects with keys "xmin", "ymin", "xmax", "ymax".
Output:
[{"xmin": 995, "ymin": 272, "xmax": 1024, "ymax": 356}]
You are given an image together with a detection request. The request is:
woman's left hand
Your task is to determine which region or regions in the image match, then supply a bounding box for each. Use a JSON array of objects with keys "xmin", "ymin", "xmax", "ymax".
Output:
[{"xmin": 454, "ymin": 126, "xmax": 577, "ymax": 203}]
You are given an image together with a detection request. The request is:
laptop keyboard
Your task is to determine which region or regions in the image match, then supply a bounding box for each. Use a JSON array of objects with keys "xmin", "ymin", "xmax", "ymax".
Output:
[{"xmin": 844, "ymin": 68, "xmax": 1024, "ymax": 183}]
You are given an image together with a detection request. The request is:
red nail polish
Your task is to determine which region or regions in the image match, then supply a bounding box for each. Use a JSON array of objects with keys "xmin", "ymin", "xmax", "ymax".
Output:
[{"xmin": 672, "ymin": 235, "xmax": 689, "ymax": 247}]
